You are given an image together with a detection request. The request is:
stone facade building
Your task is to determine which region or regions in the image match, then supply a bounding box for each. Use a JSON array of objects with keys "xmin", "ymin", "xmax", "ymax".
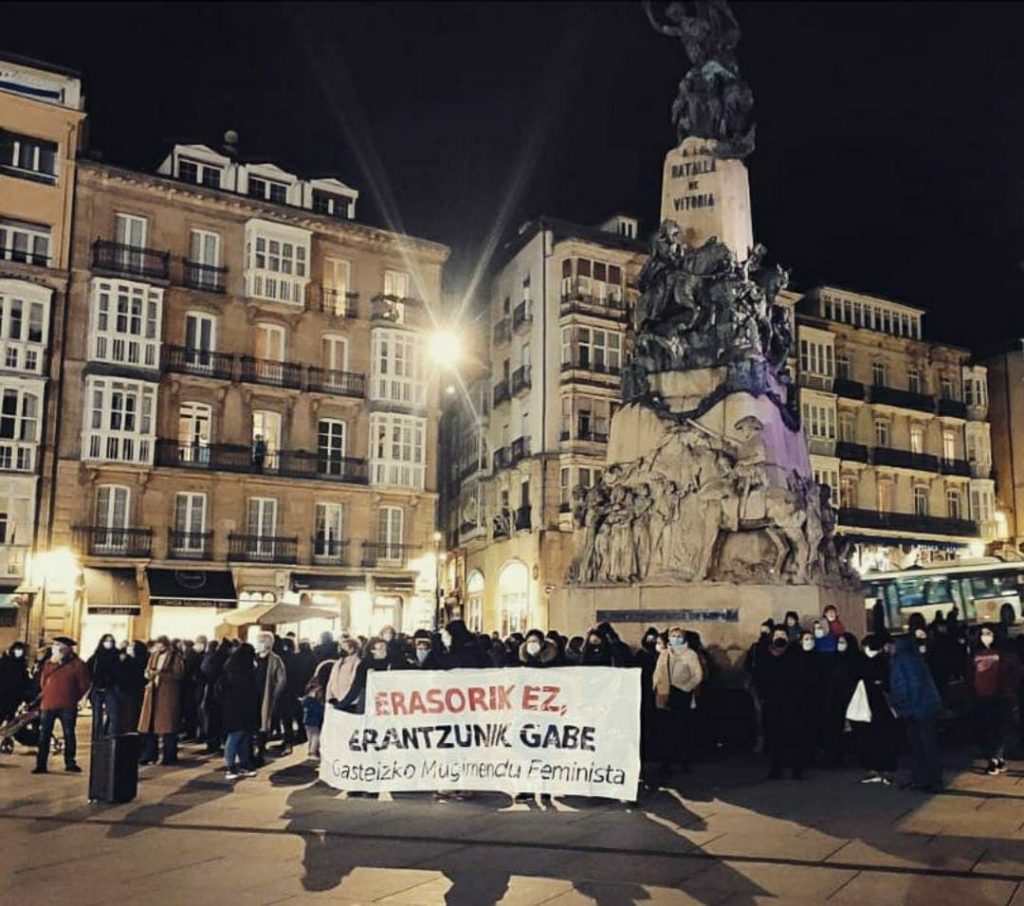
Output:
[
  {"xmin": 982, "ymin": 342, "xmax": 1024, "ymax": 549},
  {"xmin": 794, "ymin": 285, "xmax": 998, "ymax": 573},
  {"xmin": 34, "ymin": 142, "xmax": 448, "ymax": 651},
  {"xmin": 0, "ymin": 55, "xmax": 86, "ymax": 647},
  {"xmin": 439, "ymin": 216, "xmax": 646, "ymax": 634}
]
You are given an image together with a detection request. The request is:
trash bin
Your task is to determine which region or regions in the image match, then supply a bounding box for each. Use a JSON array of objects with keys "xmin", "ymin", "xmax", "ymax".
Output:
[{"xmin": 88, "ymin": 733, "xmax": 140, "ymax": 803}]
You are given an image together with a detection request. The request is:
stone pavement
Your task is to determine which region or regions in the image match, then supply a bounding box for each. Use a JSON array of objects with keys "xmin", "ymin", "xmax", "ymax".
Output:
[{"xmin": 3, "ymin": 739, "xmax": 1024, "ymax": 905}]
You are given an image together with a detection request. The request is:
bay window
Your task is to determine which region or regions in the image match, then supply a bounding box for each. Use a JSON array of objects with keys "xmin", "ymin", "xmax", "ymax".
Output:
[
  {"xmin": 83, "ymin": 376, "xmax": 157, "ymax": 465},
  {"xmin": 0, "ymin": 280, "xmax": 48, "ymax": 374},
  {"xmin": 0, "ymin": 387, "xmax": 38, "ymax": 471},
  {"xmin": 0, "ymin": 218, "xmax": 51, "ymax": 266},
  {"xmin": 370, "ymin": 412, "xmax": 425, "ymax": 489},
  {"xmin": 243, "ymin": 219, "xmax": 310, "ymax": 305},
  {"xmin": 89, "ymin": 278, "xmax": 163, "ymax": 369},
  {"xmin": 370, "ymin": 328, "xmax": 425, "ymax": 406}
]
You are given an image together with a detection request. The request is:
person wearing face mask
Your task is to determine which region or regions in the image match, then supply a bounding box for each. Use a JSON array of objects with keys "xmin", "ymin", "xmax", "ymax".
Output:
[
  {"xmin": 636, "ymin": 628, "xmax": 662, "ymax": 783},
  {"xmin": 220, "ymin": 643, "xmax": 260, "ymax": 781},
  {"xmin": 888, "ymin": 635, "xmax": 943, "ymax": 791},
  {"xmin": 580, "ymin": 630, "xmax": 613, "ymax": 667},
  {"xmin": 969, "ymin": 624, "xmax": 1019, "ymax": 775},
  {"xmin": 138, "ymin": 636, "xmax": 185, "ymax": 766},
  {"xmin": 0, "ymin": 642, "xmax": 32, "ymax": 750},
  {"xmin": 518, "ymin": 629, "xmax": 558, "ymax": 667},
  {"xmin": 180, "ymin": 635, "xmax": 207, "ymax": 743},
  {"xmin": 812, "ymin": 621, "xmax": 837, "ymax": 654},
  {"xmin": 820, "ymin": 633, "xmax": 860, "ymax": 766},
  {"xmin": 439, "ymin": 620, "xmax": 488, "ymax": 670},
  {"xmin": 650, "ymin": 627, "xmax": 703, "ymax": 782},
  {"xmin": 34, "ymin": 637, "xmax": 91, "ymax": 774},
  {"xmin": 758, "ymin": 629, "xmax": 812, "ymax": 780},
  {"xmin": 822, "ymin": 605, "xmax": 846, "ymax": 638},
  {"xmin": 783, "ymin": 611, "xmax": 803, "ymax": 643},
  {"xmin": 853, "ymin": 634, "xmax": 899, "ymax": 785},
  {"xmin": 743, "ymin": 621, "xmax": 774, "ymax": 754},
  {"xmin": 86, "ymin": 633, "xmax": 123, "ymax": 738},
  {"xmin": 326, "ymin": 638, "xmax": 362, "ymax": 711},
  {"xmin": 333, "ymin": 637, "xmax": 403, "ymax": 715},
  {"xmin": 251, "ymin": 631, "xmax": 286, "ymax": 767},
  {"xmin": 407, "ymin": 630, "xmax": 441, "ymax": 670}
]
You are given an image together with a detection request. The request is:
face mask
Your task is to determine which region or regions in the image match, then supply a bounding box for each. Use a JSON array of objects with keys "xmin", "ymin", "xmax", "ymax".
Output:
[
  {"xmin": 372, "ymin": 647, "xmax": 387, "ymax": 660},
  {"xmin": 103, "ymin": 640, "xmax": 114, "ymax": 649},
  {"xmin": 51, "ymin": 647, "xmax": 65, "ymax": 662},
  {"xmin": 644, "ymin": 635, "xmax": 657, "ymax": 648},
  {"xmin": 416, "ymin": 648, "xmax": 430, "ymax": 663},
  {"xmin": 981, "ymin": 633, "xmax": 994, "ymax": 647},
  {"xmin": 12, "ymin": 647, "xmax": 24, "ymax": 658},
  {"xmin": 837, "ymin": 641, "xmax": 848, "ymax": 653},
  {"xmin": 194, "ymin": 644, "xmax": 206, "ymax": 654},
  {"xmin": 801, "ymin": 639, "xmax": 815, "ymax": 652},
  {"xmin": 257, "ymin": 642, "xmax": 271, "ymax": 654},
  {"xmin": 918, "ymin": 645, "xmax": 927, "ymax": 655},
  {"xmin": 526, "ymin": 641, "xmax": 541, "ymax": 656},
  {"xmin": 772, "ymin": 639, "xmax": 787, "ymax": 650},
  {"xmin": 441, "ymin": 631, "xmax": 452, "ymax": 649},
  {"xmin": 814, "ymin": 628, "xmax": 825, "ymax": 639},
  {"xmin": 864, "ymin": 648, "xmax": 879, "ymax": 659},
  {"xmin": 669, "ymin": 637, "xmax": 685, "ymax": 649}
]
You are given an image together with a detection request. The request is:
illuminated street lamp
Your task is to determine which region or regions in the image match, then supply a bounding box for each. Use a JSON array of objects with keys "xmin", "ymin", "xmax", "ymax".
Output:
[
  {"xmin": 25, "ymin": 547, "xmax": 80, "ymax": 646},
  {"xmin": 427, "ymin": 328, "xmax": 463, "ymax": 370}
]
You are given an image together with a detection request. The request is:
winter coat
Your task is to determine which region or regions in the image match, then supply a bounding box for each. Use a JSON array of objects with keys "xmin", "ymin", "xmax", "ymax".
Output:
[
  {"xmin": 39, "ymin": 655, "xmax": 92, "ymax": 711},
  {"xmin": 758, "ymin": 646, "xmax": 816, "ymax": 737},
  {"xmin": 336, "ymin": 656, "xmax": 400, "ymax": 713},
  {"xmin": 653, "ymin": 646, "xmax": 703, "ymax": 708},
  {"xmin": 302, "ymin": 694, "xmax": 325, "ymax": 728},
  {"xmin": 138, "ymin": 649, "xmax": 185, "ymax": 735},
  {"xmin": 518, "ymin": 639, "xmax": 558, "ymax": 667},
  {"xmin": 857, "ymin": 653, "xmax": 897, "ymax": 726},
  {"xmin": 0, "ymin": 646, "xmax": 32, "ymax": 714},
  {"xmin": 888, "ymin": 637, "xmax": 942, "ymax": 720},
  {"xmin": 86, "ymin": 647, "xmax": 123, "ymax": 690},
  {"xmin": 257, "ymin": 652, "xmax": 287, "ymax": 732},
  {"xmin": 220, "ymin": 657, "xmax": 260, "ymax": 734}
]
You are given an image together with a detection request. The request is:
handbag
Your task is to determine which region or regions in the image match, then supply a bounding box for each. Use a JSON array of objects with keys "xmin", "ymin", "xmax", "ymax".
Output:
[{"xmin": 845, "ymin": 679, "xmax": 872, "ymax": 723}]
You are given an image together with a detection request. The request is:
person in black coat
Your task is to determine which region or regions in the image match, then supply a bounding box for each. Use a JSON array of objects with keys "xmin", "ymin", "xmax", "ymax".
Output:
[
  {"xmin": 758, "ymin": 630, "xmax": 816, "ymax": 779},
  {"xmin": 440, "ymin": 620, "xmax": 488, "ymax": 670},
  {"xmin": 86, "ymin": 633, "xmax": 122, "ymax": 738},
  {"xmin": 220, "ymin": 643, "xmax": 259, "ymax": 779},
  {"xmin": 333, "ymin": 637, "xmax": 404, "ymax": 713},
  {"xmin": 407, "ymin": 630, "xmax": 442, "ymax": 670},
  {"xmin": 855, "ymin": 633, "xmax": 900, "ymax": 784},
  {"xmin": 201, "ymin": 641, "xmax": 232, "ymax": 754},
  {"xmin": 313, "ymin": 632, "xmax": 339, "ymax": 665},
  {"xmin": 820, "ymin": 632, "xmax": 860, "ymax": 766},
  {"xmin": 0, "ymin": 641, "xmax": 31, "ymax": 752},
  {"xmin": 636, "ymin": 628, "xmax": 663, "ymax": 786}
]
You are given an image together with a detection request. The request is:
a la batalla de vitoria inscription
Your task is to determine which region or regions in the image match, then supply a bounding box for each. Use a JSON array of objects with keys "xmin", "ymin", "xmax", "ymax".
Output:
[{"xmin": 670, "ymin": 158, "xmax": 716, "ymax": 212}]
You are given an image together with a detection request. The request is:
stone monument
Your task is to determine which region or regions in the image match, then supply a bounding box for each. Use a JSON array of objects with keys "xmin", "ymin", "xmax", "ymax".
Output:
[{"xmin": 550, "ymin": 0, "xmax": 862, "ymax": 666}]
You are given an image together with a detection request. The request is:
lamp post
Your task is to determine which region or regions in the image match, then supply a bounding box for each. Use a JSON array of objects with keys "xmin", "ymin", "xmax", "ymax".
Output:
[{"xmin": 433, "ymin": 531, "xmax": 444, "ymax": 631}]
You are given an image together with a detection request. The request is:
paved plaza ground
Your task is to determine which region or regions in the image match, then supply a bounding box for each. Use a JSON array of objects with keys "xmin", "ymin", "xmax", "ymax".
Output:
[{"xmin": 3, "ymin": 739, "xmax": 1024, "ymax": 906}]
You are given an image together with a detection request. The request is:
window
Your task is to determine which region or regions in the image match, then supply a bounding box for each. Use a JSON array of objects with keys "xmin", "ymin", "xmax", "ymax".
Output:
[
  {"xmin": 561, "ymin": 259, "xmax": 573, "ymax": 298},
  {"xmin": 246, "ymin": 498, "xmax": 278, "ymax": 558},
  {"xmin": 914, "ymin": 486, "xmax": 929, "ymax": 517},
  {"xmin": 841, "ymin": 475, "xmax": 856, "ymax": 509},
  {"xmin": 255, "ymin": 322, "xmax": 285, "ymax": 361},
  {"xmin": 252, "ymin": 410, "xmax": 281, "ymax": 470},
  {"xmin": 939, "ymin": 376, "xmax": 955, "ymax": 400},
  {"xmin": 311, "ymin": 190, "xmax": 352, "ymax": 219},
  {"xmin": 317, "ymin": 419, "xmax": 347, "ymax": 474},
  {"xmin": 248, "ymin": 176, "xmax": 288, "ymax": 204},
  {"xmin": 942, "ymin": 429, "xmax": 956, "ymax": 462},
  {"xmin": 95, "ymin": 486, "xmax": 130, "ymax": 552},
  {"xmin": 559, "ymin": 467, "xmax": 570, "ymax": 508},
  {"xmin": 324, "ymin": 258, "xmax": 352, "ymax": 314},
  {"xmin": 322, "ymin": 335, "xmax": 349, "ymax": 373},
  {"xmin": 908, "ymin": 369, "xmax": 921, "ymax": 394},
  {"xmin": 579, "ymin": 467, "xmax": 594, "ymax": 488},
  {"xmin": 574, "ymin": 327, "xmax": 621, "ymax": 372},
  {"xmin": 871, "ymin": 361, "xmax": 887, "ymax": 387},
  {"xmin": 0, "ymin": 387, "xmax": 38, "ymax": 471},
  {"xmin": 874, "ymin": 419, "xmax": 890, "ymax": 448},
  {"xmin": 947, "ymin": 488, "xmax": 963, "ymax": 520},
  {"xmin": 187, "ymin": 230, "xmax": 221, "ymax": 289},
  {"xmin": 467, "ymin": 571, "xmax": 484, "ymax": 632},
  {"xmin": 0, "ymin": 130, "xmax": 57, "ymax": 183},
  {"xmin": 244, "ymin": 221, "xmax": 309, "ymax": 305},
  {"xmin": 799, "ymin": 339, "xmax": 834, "ymax": 377},
  {"xmin": 173, "ymin": 493, "xmax": 207, "ymax": 552},
  {"xmin": 576, "ymin": 259, "xmax": 592, "ymax": 296},
  {"xmin": 184, "ymin": 312, "xmax": 216, "ymax": 370},
  {"xmin": 0, "ymin": 282, "xmax": 48, "ymax": 373},
  {"xmin": 384, "ymin": 270, "xmax": 410, "ymax": 299},
  {"xmin": 177, "ymin": 402, "xmax": 212, "ymax": 463},
  {"xmin": 84, "ymin": 377, "xmax": 157, "ymax": 465},
  {"xmin": 89, "ymin": 278, "xmax": 163, "ymax": 368},
  {"xmin": 877, "ymin": 478, "xmax": 893, "ymax": 513},
  {"xmin": 370, "ymin": 328, "xmax": 425, "ymax": 406},
  {"xmin": 965, "ymin": 376, "xmax": 987, "ymax": 408},
  {"xmin": 835, "ymin": 355, "xmax": 850, "ymax": 380},
  {"xmin": 177, "ymin": 158, "xmax": 222, "ymax": 189},
  {"xmin": 910, "ymin": 425, "xmax": 924, "ymax": 454},
  {"xmin": 370, "ymin": 413, "xmax": 426, "ymax": 489},
  {"xmin": 115, "ymin": 213, "xmax": 147, "ymax": 249},
  {"xmin": 0, "ymin": 218, "xmax": 51, "ymax": 266},
  {"xmin": 812, "ymin": 466, "xmax": 840, "ymax": 506},
  {"xmin": 377, "ymin": 506, "xmax": 404, "ymax": 561},
  {"xmin": 971, "ymin": 487, "xmax": 994, "ymax": 524},
  {"xmin": 801, "ymin": 401, "xmax": 836, "ymax": 440},
  {"xmin": 838, "ymin": 412, "xmax": 855, "ymax": 443},
  {"xmin": 314, "ymin": 502, "xmax": 345, "ymax": 558}
]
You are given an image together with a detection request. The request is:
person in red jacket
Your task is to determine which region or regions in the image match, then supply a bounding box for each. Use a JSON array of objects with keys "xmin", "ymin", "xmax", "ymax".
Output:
[
  {"xmin": 33, "ymin": 636, "xmax": 92, "ymax": 774},
  {"xmin": 969, "ymin": 624, "xmax": 1022, "ymax": 776}
]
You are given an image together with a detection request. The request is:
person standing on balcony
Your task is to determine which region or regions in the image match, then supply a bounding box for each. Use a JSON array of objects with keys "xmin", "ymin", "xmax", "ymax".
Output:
[
  {"xmin": 252, "ymin": 434, "xmax": 267, "ymax": 473},
  {"xmin": 33, "ymin": 637, "xmax": 91, "ymax": 774}
]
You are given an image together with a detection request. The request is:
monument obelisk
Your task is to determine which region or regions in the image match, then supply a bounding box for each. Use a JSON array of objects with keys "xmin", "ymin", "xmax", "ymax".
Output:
[{"xmin": 552, "ymin": 0, "xmax": 862, "ymax": 665}]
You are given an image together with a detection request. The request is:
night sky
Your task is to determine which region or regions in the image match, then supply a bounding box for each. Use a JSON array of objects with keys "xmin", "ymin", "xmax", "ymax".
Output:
[{"xmin": 6, "ymin": 2, "xmax": 1024, "ymax": 351}]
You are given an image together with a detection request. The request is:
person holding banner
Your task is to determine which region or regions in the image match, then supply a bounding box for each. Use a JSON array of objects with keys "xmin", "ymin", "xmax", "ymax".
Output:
[
  {"xmin": 518, "ymin": 630, "xmax": 559, "ymax": 668},
  {"xmin": 407, "ymin": 631, "xmax": 442, "ymax": 670},
  {"xmin": 651, "ymin": 627, "xmax": 703, "ymax": 783},
  {"xmin": 440, "ymin": 620, "xmax": 488, "ymax": 670},
  {"xmin": 332, "ymin": 637, "xmax": 404, "ymax": 714}
]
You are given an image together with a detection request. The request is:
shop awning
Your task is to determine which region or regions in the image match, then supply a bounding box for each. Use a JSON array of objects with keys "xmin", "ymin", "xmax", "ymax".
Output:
[
  {"xmin": 373, "ymin": 576, "xmax": 416, "ymax": 592},
  {"xmin": 291, "ymin": 573, "xmax": 365, "ymax": 592},
  {"xmin": 220, "ymin": 602, "xmax": 338, "ymax": 627},
  {"xmin": 147, "ymin": 568, "xmax": 236, "ymax": 607},
  {"xmin": 83, "ymin": 568, "xmax": 140, "ymax": 614}
]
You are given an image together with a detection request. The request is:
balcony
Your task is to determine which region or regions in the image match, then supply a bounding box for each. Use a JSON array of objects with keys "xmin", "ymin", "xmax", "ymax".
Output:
[
  {"xmin": 240, "ymin": 355, "xmax": 303, "ymax": 389},
  {"xmin": 244, "ymin": 269, "xmax": 306, "ymax": 307},
  {"xmin": 167, "ymin": 531, "xmax": 213, "ymax": 561},
  {"xmin": 182, "ymin": 260, "xmax": 227, "ymax": 293},
  {"xmin": 940, "ymin": 457, "xmax": 972, "ymax": 477},
  {"xmin": 559, "ymin": 293, "xmax": 628, "ymax": 322},
  {"xmin": 0, "ymin": 246, "xmax": 49, "ymax": 268},
  {"xmin": 75, "ymin": 526, "xmax": 153, "ymax": 558},
  {"xmin": 312, "ymin": 286, "xmax": 359, "ymax": 318},
  {"xmin": 0, "ymin": 544, "xmax": 29, "ymax": 581},
  {"xmin": 157, "ymin": 440, "xmax": 250, "ymax": 472},
  {"xmin": 560, "ymin": 356, "xmax": 622, "ymax": 382},
  {"xmin": 360, "ymin": 542, "xmax": 417, "ymax": 568},
  {"xmin": 493, "ymin": 317, "xmax": 511, "ymax": 346},
  {"xmin": 0, "ymin": 441, "xmax": 36, "ymax": 473},
  {"xmin": 967, "ymin": 402, "xmax": 988, "ymax": 422},
  {"xmin": 370, "ymin": 294, "xmax": 421, "ymax": 325},
  {"xmin": 838, "ymin": 508, "xmax": 978, "ymax": 538},
  {"xmin": 872, "ymin": 447, "xmax": 939, "ymax": 472},
  {"xmin": 938, "ymin": 398, "xmax": 968, "ymax": 419},
  {"xmin": 493, "ymin": 446, "xmax": 511, "ymax": 470},
  {"xmin": 279, "ymin": 450, "xmax": 369, "ymax": 485},
  {"xmin": 155, "ymin": 440, "xmax": 368, "ymax": 484},
  {"xmin": 512, "ymin": 301, "xmax": 533, "ymax": 331},
  {"xmin": 798, "ymin": 373, "xmax": 834, "ymax": 393},
  {"xmin": 510, "ymin": 435, "xmax": 530, "ymax": 463},
  {"xmin": 493, "ymin": 380, "xmax": 510, "ymax": 407},
  {"xmin": 514, "ymin": 504, "xmax": 532, "ymax": 531},
  {"xmin": 835, "ymin": 442, "xmax": 869, "ymax": 462},
  {"xmin": 312, "ymin": 537, "xmax": 350, "ymax": 566},
  {"xmin": 806, "ymin": 437, "xmax": 836, "ymax": 457},
  {"xmin": 970, "ymin": 460, "xmax": 992, "ymax": 479},
  {"xmin": 163, "ymin": 345, "xmax": 235, "ymax": 380},
  {"xmin": 870, "ymin": 385, "xmax": 935, "ymax": 413},
  {"xmin": 492, "ymin": 509, "xmax": 512, "ymax": 540},
  {"xmin": 307, "ymin": 367, "xmax": 366, "ymax": 398},
  {"xmin": 227, "ymin": 534, "xmax": 298, "ymax": 564},
  {"xmin": 92, "ymin": 240, "xmax": 170, "ymax": 282},
  {"xmin": 511, "ymin": 365, "xmax": 531, "ymax": 395},
  {"xmin": 575, "ymin": 424, "xmax": 608, "ymax": 444},
  {"xmin": 833, "ymin": 379, "xmax": 865, "ymax": 400}
]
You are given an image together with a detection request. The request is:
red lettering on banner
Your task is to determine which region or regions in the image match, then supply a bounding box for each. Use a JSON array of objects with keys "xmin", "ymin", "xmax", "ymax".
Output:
[
  {"xmin": 495, "ymin": 685, "xmax": 513, "ymax": 709},
  {"xmin": 389, "ymin": 691, "xmax": 407, "ymax": 716},
  {"xmin": 445, "ymin": 688, "xmax": 466, "ymax": 713},
  {"xmin": 522, "ymin": 685, "xmax": 540, "ymax": 711},
  {"xmin": 426, "ymin": 688, "xmax": 444, "ymax": 713},
  {"xmin": 467, "ymin": 686, "xmax": 486, "ymax": 712},
  {"xmin": 374, "ymin": 692, "xmax": 391, "ymax": 716}
]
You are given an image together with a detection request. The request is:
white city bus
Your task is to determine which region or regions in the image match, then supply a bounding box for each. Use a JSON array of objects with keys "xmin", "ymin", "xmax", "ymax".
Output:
[{"xmin": 863, "ymin": 559, "xmax": 1024, "ymax": 631}]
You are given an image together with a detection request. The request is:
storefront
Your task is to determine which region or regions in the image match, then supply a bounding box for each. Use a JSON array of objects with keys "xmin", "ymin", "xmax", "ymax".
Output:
[
  {"xmin": 81, "ymin": 568, "xmax": 140, "ymax": 655},
  {"xmin": 146, "ymin": 567, "xmax": 237, "ymax": 641},
  {"xmin": 289, "ymin": 573, "xmax": 359, "ymax": 640}
]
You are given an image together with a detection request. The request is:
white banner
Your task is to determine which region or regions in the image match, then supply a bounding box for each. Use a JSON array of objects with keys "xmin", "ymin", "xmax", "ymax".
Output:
[{"xmin": 319, "ymin": 667, "xmax": 640, "ymax": 800}]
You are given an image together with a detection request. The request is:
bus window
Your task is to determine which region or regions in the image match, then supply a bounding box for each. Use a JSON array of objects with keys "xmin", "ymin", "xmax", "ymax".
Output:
[
  {"xmin": 970, "ymin": 576, "xmax": 1000, "ymax": 600},
  {"xmin": 895, "ymin": 576, "xmax": 952, "ymax": 608}
]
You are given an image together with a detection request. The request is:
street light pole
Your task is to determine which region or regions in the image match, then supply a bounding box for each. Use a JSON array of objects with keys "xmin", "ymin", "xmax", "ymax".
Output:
[{"xmin": 433, "ymin": 530, "xmax": 443, "ymax": 632}]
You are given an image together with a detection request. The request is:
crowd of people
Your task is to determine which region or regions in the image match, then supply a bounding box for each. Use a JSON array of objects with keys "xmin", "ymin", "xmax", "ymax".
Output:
[{"xmin": 0, "ymin": 608, "xmax": 1022, "ymax": 795}]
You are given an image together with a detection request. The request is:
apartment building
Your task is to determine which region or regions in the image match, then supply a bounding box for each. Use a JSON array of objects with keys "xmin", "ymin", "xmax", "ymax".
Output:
[
  {"xmin": 440, "ymin": 215, "xmax": 646, "ymax": 634},
  {"xmin": 34, "ymin": 140, "xmax": 448, "ymax": 650},
  {"xmin": 982, "ymin": 342, "xmax": 1024, "ymax": 549},
  {"xmin": 794, "ymin": 285, "xmax": 998, "ymax": 573},
  {"xmin": 0, "ymin": 55, "xmax": 87, "ymax": 646}
]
